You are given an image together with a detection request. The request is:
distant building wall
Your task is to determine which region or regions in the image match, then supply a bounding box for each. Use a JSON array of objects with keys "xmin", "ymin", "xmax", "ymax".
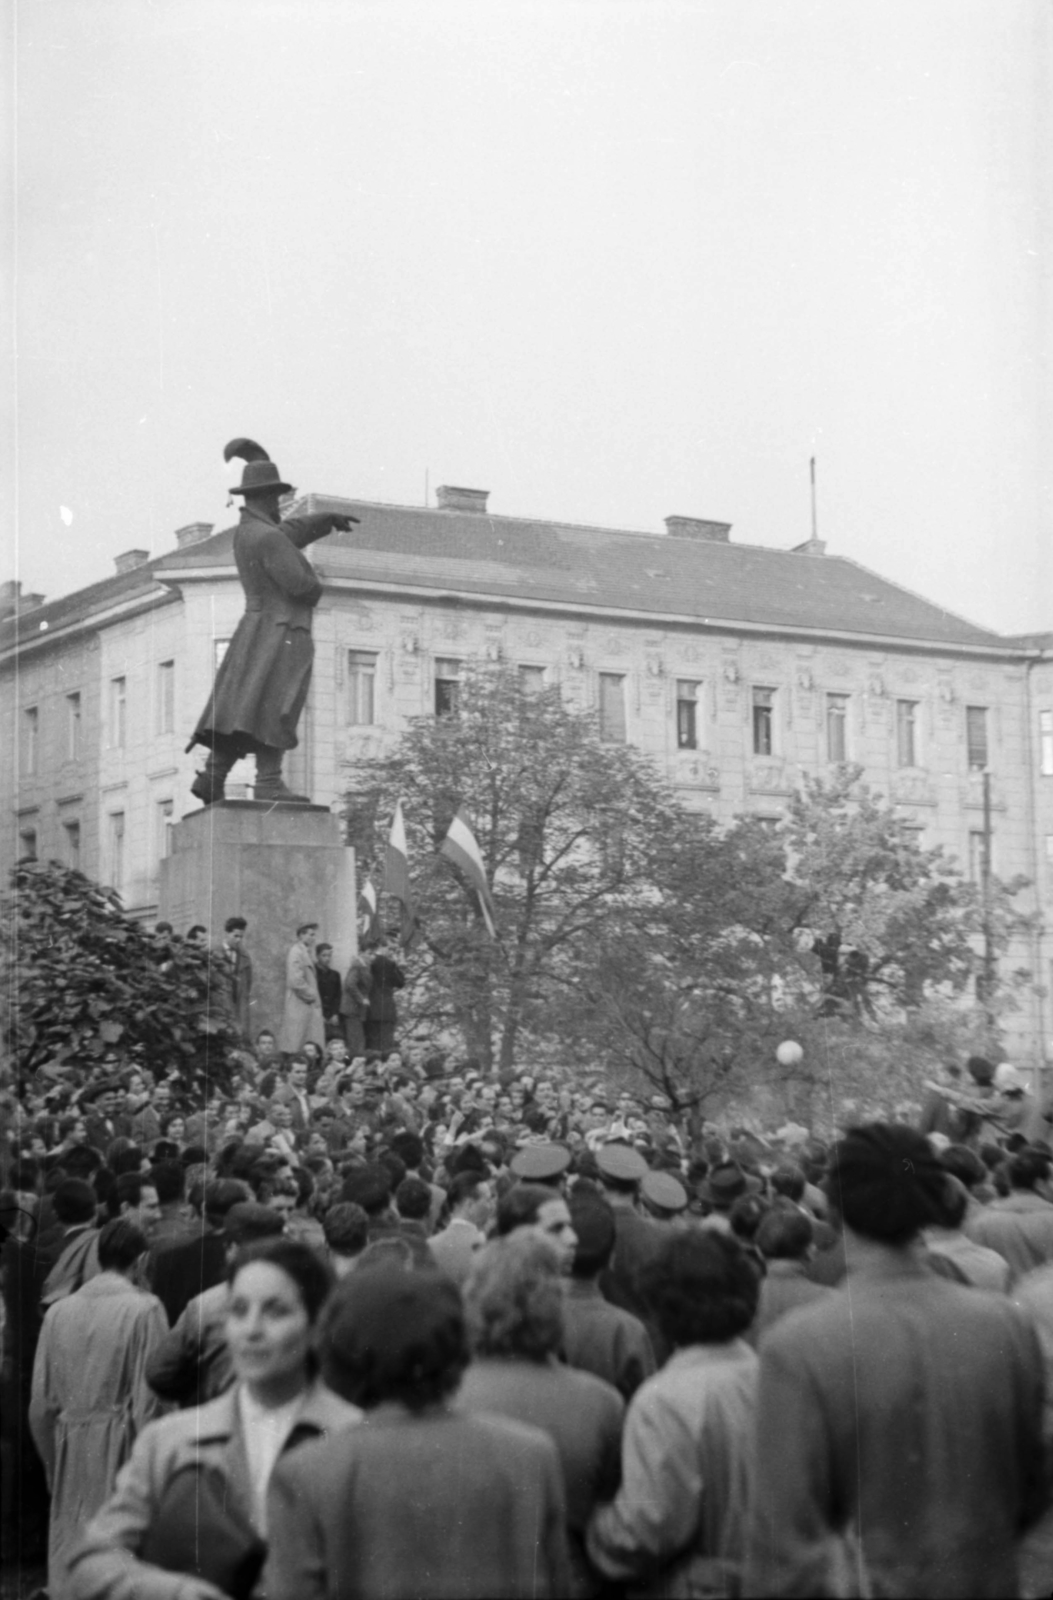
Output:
[{"xmin": 3, "ymin": 526, "xmax": 1051, "ymax": 1068}]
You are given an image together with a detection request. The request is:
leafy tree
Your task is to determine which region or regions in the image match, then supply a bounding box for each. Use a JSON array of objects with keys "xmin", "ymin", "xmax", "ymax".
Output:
[
  {"xmin": 344, "ymin": 686, "xmax": 1027, "ymax": 1117},
  {"xmin": 1, "ymin": 858, "xmax": 240, "ymax": 1096},
  {"xmin": 560, "ymin": 770, "xmax": 1021, "ymax": 1122},
  {"xmin": 784, "ymin": 766, "xmax": 1030, "ymax": 1018},
  {"xmin": 555, "ymin": 814, "xmax": 807, "ymax": 1122},
  {"xmin": 343, "ymin": 664, "xmax": 686, "ymax": 1073}
]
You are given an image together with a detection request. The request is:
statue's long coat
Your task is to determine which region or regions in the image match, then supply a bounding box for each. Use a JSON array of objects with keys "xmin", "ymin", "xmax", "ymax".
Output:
[{"xmin": 190, "ymin": 505, "xmax": 341, "ymax": 753}]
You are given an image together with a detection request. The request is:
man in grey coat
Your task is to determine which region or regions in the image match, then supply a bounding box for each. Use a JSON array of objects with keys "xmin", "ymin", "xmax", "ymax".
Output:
[{"xmin": 746, "ymin": 1123, "xmax": 1047, "ymax": 1599}]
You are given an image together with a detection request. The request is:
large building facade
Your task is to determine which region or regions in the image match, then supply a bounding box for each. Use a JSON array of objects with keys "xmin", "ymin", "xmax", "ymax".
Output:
[{"xmin": 4, "ymin": 485, "xmax": 1053, "ymax": 1064}]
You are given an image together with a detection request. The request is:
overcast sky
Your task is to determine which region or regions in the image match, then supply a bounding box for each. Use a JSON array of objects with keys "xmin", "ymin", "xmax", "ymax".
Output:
[{"xmin": 4, "ymin": 0, "xmax": 1050, "ymax": 636}]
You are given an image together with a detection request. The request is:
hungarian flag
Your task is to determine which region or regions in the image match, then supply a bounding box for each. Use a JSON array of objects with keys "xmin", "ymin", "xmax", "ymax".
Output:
[
  {"xmin": 358, "ymin": 878, "xmax": 382, "ymax": 948},
  {"xmin": 441, "ymin": 808, "xmax": 497, "ymax": 938},
  {"xmin": 383, "ymin": 800, "xmax": 418, "ymax": 947}
]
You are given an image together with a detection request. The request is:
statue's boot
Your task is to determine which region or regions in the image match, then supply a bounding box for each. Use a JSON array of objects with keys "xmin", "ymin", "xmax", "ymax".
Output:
[
  {"xmin": 254, "ymin": 744, "xmax": 310, "ymax": 804},
  {"xmin": 190, "ymin": 746, "xmax": 235, "ymax": 806}
]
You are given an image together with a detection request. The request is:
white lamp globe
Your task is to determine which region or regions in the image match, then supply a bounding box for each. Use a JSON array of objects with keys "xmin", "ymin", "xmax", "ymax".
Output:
[{"xmin": 776, "ymin": 1039, "xmax": 804, "ymax": 1067}]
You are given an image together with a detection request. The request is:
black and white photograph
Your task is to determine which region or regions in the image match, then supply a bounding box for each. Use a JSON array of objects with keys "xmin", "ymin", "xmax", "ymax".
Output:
[{"xmin": 2, "ymin": 3, "xmax": 1052, "ymax": 1597}]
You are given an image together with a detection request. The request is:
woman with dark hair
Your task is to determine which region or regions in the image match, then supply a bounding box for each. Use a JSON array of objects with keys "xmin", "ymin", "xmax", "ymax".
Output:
[
  {"xmin": 68, "ymin": 1237, "xmax": 359, "ymax": 1600},
  {"xmin": 264, "ymin": 1265, "xmax": 571, "ymax": 1599},
  {"xmin": 746, "ymin": 1123, "xmax": 1047, "ymax": 1600},
  {"xmin": 459, "ymin": 1234, "xmax": 624, "ymax": 1596},
  {"xmin": 587, "ymin": 1229, "xmax": 759, "ymax": 1598}
]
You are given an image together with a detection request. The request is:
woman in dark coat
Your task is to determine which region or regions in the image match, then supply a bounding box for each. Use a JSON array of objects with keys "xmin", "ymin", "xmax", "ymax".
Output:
[
  {"xmin": 363, "ymin": 944, "xmax": 405, "ymax": 1058},
  {"xmin": 187, "ymin": 440, "xmax": 356, "ymax": 805},
  {"xmin": 264, "ymin": 1265, "xmax": 571, "ymax": 1599}
]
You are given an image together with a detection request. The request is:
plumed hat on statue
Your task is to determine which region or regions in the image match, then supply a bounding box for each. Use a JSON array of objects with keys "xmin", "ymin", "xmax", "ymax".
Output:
[{"xmin": 224, "ymin": 437, "xmax": 294, "ymax": 497}]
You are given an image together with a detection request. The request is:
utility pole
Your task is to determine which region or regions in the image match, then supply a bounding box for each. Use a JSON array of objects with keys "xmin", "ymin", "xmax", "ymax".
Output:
[{"xmin": 981, "ymin": 767, "xmax": 995, "ymax": 1023}]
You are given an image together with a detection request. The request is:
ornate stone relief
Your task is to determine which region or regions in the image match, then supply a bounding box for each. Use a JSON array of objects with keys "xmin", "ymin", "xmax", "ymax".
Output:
[{"xmin": 891, "ymin": 771, "xmax": 936, "ymax": 806}]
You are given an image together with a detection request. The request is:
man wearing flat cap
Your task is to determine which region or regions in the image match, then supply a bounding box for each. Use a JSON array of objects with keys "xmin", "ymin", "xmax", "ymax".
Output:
[{"xmin": 187, "ymin": 438, "xmax": 358, "ymax": 805}]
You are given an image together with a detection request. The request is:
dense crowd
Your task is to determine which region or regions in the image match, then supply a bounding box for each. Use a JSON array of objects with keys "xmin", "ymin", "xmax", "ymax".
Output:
[{"xmin": 4, "ymin": 1020, "xmax": 1053, "ymax": 1597}]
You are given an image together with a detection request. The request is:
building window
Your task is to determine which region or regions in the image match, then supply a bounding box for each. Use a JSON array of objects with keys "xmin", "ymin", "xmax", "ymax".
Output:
[
  {"xmin": 1040, "ymin": 710, "xmax": 1053, "ymax": 777},
  {"xmin": 966, "ymin": 706, "xmax": 988, "ymax": 771},
  {"xmin": 110, "ymin": 677, "xmax": 127, "ymax": 750},
  {"xmin": 157, "ymin": 661, "xmax": 175, "ymax": 735},
  {"xmin": 66, "ymin": 692, "xmax": 82, "ymax": 760},
  {"xmin": 348, "ymin": 651, "xmax": 377, "ymax": 725},
  {"xmin": 896, "ymin": 699, "xmax": 918, "ymax": 768},
  {"xmin": 63, "ymin": 819, "xmax": 81, "ymax": 870},
  {"xmin": 108, "ymin": 812, "xmax": 126, "ymax": 891},
  {"xmin": 676, "ymin": 681, "xmax": 700, "ymax": 750},
  {"xmin": 826, "ymin": 693, "xmax": 849, "ymax": 763},
  {"xmin": 434, "ymin": 658, "xmax": 462, "ymax": 717},
  {"xmin": 598, "ymin": 673, "xmax": 627, "ymax": 743},
  {"xmin": 22, "ymin": 706, "xmax": 39, "ymax": 775},
  {"xmin": 18, "ymin": 826, "xmax": 37, "ymax": 860},
  {"xmin": 752, "ymin": 688, "xmax": 776, "ymax": 756},
  {"xmin": 519, "ymin": 664, "xmax": 546, "ymax": 695},
  {"xmin": 157, "ymin": 799, "xmax": 175, "ymax": 862}
]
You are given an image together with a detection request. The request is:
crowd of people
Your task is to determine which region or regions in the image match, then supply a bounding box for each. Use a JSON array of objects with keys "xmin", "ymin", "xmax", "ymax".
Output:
[{"xmin": 4, "ymin": 1004, "xmax": 1053, "ymax": 1597}]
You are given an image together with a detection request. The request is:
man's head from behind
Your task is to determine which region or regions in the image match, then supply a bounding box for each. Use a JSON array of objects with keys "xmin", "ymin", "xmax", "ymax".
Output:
[
  {"xmin": 1009, "ymin": 1147, "xmax": 1051, "ymax": 1193},
  {"xmin": 323, "ymin": 1202, "xmax": 369, "ymax": 1278},
  {"xmin": 567, "ymin": 1189, "xmax": 616, "ymax": 1280},
  {"xmin": 755, "ymin": 1206, "xmax": 813, "ymax": 1262},
  {"xmin": 341, "ymin": 1164, "xmax": 393, "ymax": 1220},
  {"xmin": 53, "ymin": 1177, "xmax": 97, "ymax": 1227},
  {"xmin": 826, "ymin": 1123, "xmax": 947, "ymax": 1246}
]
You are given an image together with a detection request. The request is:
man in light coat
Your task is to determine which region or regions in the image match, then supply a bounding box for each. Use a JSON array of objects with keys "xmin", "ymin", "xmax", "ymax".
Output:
[
  {"xmin": 31, "ymin": 1219, "xmax": 166, "ymax": 1599},
  {"xmin": 278, "ymin": 922, "xmax": 325, "ymax": 1055}
]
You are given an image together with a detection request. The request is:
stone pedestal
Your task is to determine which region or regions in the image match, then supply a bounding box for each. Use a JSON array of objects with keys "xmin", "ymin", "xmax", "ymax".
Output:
[{"xmin": 159, "ymin": 801, "xmax": 357, "ymax": 1041}]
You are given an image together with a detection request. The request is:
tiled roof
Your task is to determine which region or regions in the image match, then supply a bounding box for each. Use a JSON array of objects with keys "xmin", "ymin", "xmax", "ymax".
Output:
[
  {"xmin": 0, "ymin": 560, "xmax": 174, "ymax": 655},
  {"xmin": 6, "ymin": 495, "xmax": 1025, "ymax": 657},
  {"xmin": 164, "ymin": 494, "xmax": 1010, "ymax": 651}
]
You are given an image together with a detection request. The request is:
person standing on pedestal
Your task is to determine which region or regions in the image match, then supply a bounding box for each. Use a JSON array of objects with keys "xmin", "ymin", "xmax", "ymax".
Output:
[
  {"xmin": 187, "ymin": 437, "xmax": 358, "ymax": 805},
  {"xmin": 208, "ymin": 915, "xmax": 253, "ymax": 1037},
  {"xmin": 340, "ymin": 949, "xmax": 373, "ymax": 1058},
  {"xmin": 314, "ymin": 942, "xmax": 343, "ymax": 1041},
  {"xmin": 279, "ymin": 923, "xmax": 326, "ymax": 1056},
  {"xmin": 363, "ymin": 941, "xmax": 405, "ymax": 1060}
]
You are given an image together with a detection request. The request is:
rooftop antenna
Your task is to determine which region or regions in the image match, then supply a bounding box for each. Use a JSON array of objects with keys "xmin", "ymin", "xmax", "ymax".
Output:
[
  {"xmin": 424, "ymin": 468, "xmax": 429, "ymax": 509},
  {"xmin": 810, "ymin": 456, "xmax": 818, "ymax": 543}
]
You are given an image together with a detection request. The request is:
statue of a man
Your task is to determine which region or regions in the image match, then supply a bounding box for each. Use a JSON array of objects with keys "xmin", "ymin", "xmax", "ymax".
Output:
[{"xmin": 186, "ymin": 438, "xmax": 357, "ymax": 805}]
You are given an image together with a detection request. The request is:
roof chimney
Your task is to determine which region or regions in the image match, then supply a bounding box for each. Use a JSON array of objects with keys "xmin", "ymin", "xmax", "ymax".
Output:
[
  {"xmin": 435, "ymin": 485, "xmax": 489, "ymax": 514},
  {"xmin": 0, "ymin": 581, "xmax": 47, "ymax": 620},
  {"xmin": 175, "ymin": 521, "xmax": 215, "ymax": 549},
  {"xmin": 114, "ymin": 549, "xmax": 150, "ymax": 575},
  {"xmin": 791, "ymin": 538, "xmax": 827, "ymax": 556},
  {"xmin": 664, "ymin": 516, "xmax": 732, "ymax": 543}
]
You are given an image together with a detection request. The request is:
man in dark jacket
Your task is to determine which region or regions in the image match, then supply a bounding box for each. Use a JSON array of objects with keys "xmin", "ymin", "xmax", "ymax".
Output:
[
  {"xmin": 364, "ymin": 943, "xmax": 405, "ymax": 1058},
  {"xmin": 187, "ymin": 439, "xmax": 357, "ymax": 805},
  {"xmin": 314, "ymin": 942, "xmax": 343, "ymax": 1040},
  {"xmin": 149, "ymin": 1180, "xmax": 245, "ymax": 1327},
  {"xmin": 562, "ymin": 1188, "xmax": 655, "ymax": 1401},
  {"xmin": 746, "ymin": 1124, "xmax": 1047, "ymax": 1599}
]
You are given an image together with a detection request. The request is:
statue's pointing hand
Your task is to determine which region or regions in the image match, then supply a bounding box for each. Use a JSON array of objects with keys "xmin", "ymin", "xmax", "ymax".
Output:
[{"xmin": 330, "ymin": 514, "xmax": 360, "ymax": 532}]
